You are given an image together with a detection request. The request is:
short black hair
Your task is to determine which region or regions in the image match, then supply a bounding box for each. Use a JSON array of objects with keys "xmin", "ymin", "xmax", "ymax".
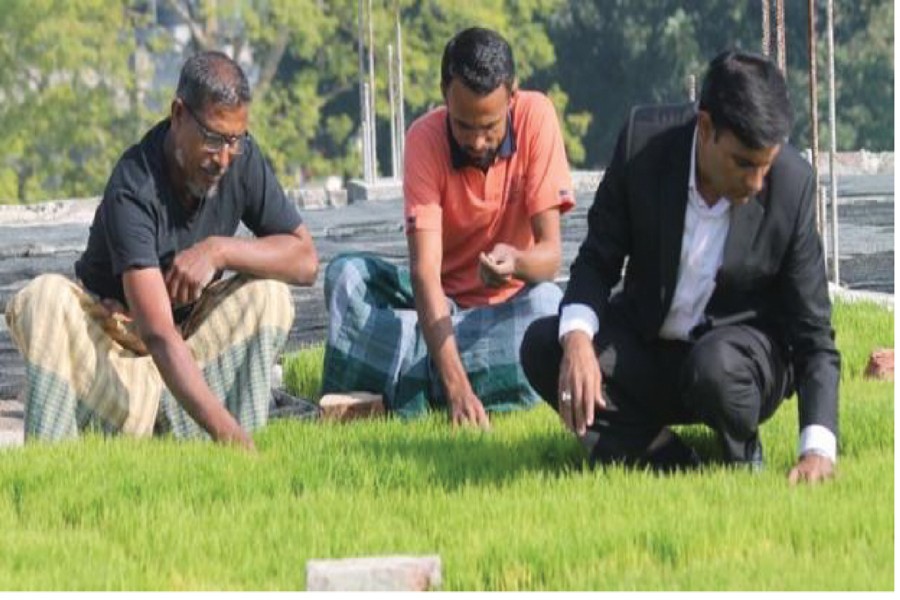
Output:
[
  {"xmin": 699, "ymin": 50, "xmax": 793, "ymax": 149},
  {"xmin": 440, "ymin": 27, "xmax": 515, "ymax": 95},
  {"xmin": 176, "ymin": 51, "xmax": 251, "ymax": 112}
]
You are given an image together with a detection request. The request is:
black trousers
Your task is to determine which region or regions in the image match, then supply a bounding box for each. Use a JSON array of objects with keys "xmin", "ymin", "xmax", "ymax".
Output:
[{"xmin": 520, "ymin": 309, "xmax": 792, "ymax": 463}]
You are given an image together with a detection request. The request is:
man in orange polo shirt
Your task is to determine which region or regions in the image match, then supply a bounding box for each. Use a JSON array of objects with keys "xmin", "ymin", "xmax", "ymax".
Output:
[{"xmin": 321, "ymin": 27, "xmax": 574, "ymax": 427}]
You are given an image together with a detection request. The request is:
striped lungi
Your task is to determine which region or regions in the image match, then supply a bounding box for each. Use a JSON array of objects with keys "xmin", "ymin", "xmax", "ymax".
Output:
[
  {"xmin": 321, "ymin": 252, "xmax": 562, "ymax": 418},
  {"xmin": 4, "ymin": 273, "xmax": 293, "ymax": 442}
]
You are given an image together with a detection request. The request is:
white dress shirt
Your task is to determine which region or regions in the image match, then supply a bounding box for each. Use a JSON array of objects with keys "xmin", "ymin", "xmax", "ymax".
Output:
[{"xmin": 559, "ymin": 127, "xmax": 836, "ymax": 462}]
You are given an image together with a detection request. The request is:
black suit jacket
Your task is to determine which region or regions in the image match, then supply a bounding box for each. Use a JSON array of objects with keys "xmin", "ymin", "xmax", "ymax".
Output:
[{"xmin": 564, "ymin": 118, "xmax": 840, "ymax": 435}]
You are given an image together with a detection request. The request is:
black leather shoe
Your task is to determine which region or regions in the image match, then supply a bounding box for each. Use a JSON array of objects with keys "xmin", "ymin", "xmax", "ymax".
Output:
[
  {"xmin": 638, "ymin": 432, "xmax": 702, "ymax": 474},
  {"xmin": 588, "ymin": 430, "xmax": 702, "ymax": 474},
  {"xmin": 738, "ymin": 435, "xmax": 765, "ymax": 472},
  {"xmin": 587, "ymin": 435, "xmax": 636, "ymax": 469}
]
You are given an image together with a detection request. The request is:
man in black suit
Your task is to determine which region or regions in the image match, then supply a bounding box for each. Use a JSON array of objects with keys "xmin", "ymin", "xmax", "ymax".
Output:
[{"xmin": 520, "ymin": 51, "xmax": 839, "ymax": 484}]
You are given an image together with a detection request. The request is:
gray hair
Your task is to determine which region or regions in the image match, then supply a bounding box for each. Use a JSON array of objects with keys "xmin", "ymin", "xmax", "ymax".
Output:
[{"xmin": 176, "ymin": 51, "xmax": 251, "ymax": 111}]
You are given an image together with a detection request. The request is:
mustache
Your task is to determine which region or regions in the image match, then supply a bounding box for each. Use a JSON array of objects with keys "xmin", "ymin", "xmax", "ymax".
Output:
[{"xmin": 201, "ymin": 163, "xmax": 226, "ymax": 178}]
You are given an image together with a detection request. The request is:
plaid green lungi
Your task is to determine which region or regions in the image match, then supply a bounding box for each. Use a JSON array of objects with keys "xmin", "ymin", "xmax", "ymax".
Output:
[
  {"xmin": 4, "ymin": 273, "xmax": 293, "ymax": 442},
  {"xmin": 321, "ymin": 252, "xmax": 562, "ymax": 418}
]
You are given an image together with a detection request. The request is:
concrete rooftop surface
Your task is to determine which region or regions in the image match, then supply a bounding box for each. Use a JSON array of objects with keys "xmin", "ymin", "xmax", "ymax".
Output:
[{"xmin": 0, "ymin": 175, "xmax": 892, "ymax": 442}]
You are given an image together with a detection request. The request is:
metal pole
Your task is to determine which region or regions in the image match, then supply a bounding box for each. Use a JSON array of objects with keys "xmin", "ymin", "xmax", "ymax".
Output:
[
  {"xmin": 761, "ymin": 0, "xmax": 771, "ymax": 56},
  {"xmin": 775, "ymin": 0, "xmax": 787, "ymax": 75},
  {"xmin": 361, "ymin": 82, "xmax": 372, "ymax": 182},
  {"xmin": 819, "ymin": 184, "xmax": 829, "ymax": 271},
  {"xmin": 395, "ymin": 1, "xmax": 406, "ymax": 169},
  {"xmin": 807, "ymin": 0, "xmax": 821, "ymax": 236},
  {"xmin": 687, "ymin": 74, "xmax": 696, "ymax": 102},
  {"xmin": 356, "ymin": 0, "xmax": 372, "ymax": 182},
  {"xmin": 387, "ymin": 44, "xmax": 398, "ymax": 179},
  {"xmin": 826, "ymin": 0, "xmax": 840, "ymax": 284},
  {"xmin": 367, "ymin": 0, "xmax": 378, "ymax": 180}
]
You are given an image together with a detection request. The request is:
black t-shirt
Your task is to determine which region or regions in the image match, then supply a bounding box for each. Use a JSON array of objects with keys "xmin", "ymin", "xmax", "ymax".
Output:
[{"xmin": 75, "ymin": 119, "xmax": 303, "ymax": 317}]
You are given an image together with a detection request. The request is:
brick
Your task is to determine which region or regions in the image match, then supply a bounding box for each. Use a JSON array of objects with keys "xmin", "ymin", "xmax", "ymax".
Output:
[
  {"xmin": 0, "ymin": 429, "xmax": 23, "ymax": 449},
  {"xmin": 865, "ymin": 348, "xmax": 894, "ymax": 381},
  {"xmin": 306, "ymin": 555, "xmax": 441, "ymax": 591},
  {"xmin": 319, "ymin": 392, "xmax": 384, "ymax": 422}
]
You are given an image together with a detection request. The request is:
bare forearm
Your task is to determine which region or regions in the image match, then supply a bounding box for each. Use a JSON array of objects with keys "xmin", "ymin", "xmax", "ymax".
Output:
[
  {"xmin": 211, "ymin": 234, "xmax": 318, "ymax": 285},
  {"xmin": 145, "ymin": 332, "xmax": 246, "ymax": 443},
  {"xmin": 513, "ymin": 240, "xmax": 561, "ymax": 283},
  {"xmin": 412, "ymin": 275, "xmax": 470, "ymax": 396}
]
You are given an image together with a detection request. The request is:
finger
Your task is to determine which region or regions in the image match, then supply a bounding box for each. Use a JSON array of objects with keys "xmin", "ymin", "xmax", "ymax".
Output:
[
  {"xmin": 558, "ymin": 378, "xmax": 574, "ymax": 432},
  {"xmin": 572, "ymin": 376, "xmax": 587, "ymax": 436},
  {"xmin": 807, "ymin": 465, "xmax": 830, "ymax": 484},
  {"xmin": 787, "ymin": 466, "xmax": 800, "ymax": 486},
  {"xmin": 559, "ymin": 392, "xmax": 573, "ymax": 432},
  {"xmin": 579, "ymin": 376, "xmax": 592, "ymax": 435},
  {"xmin": 583, "ymin": 368, "xmax": 598, "ymax": 427},
  {"xmin": 595, "ymin": 368, "xmax": 606, "ymax": 411},
  {"xmin": 175, "ymin": 279, "xmax": 191, "ymax": 306},
  {"xmin": 476, "ymin": 406, "xmax": 491, "ymax": 431},
  {"xmin": 167, "ymin": 271, "xmax": 183, "ymax": 303},
  {"xmin": 100, "ymin": 299, "xmax": 122, "ymax": 315}
]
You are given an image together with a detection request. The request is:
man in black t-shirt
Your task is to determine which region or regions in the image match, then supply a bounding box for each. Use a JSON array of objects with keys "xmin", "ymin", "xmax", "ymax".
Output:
[{"xmin": 6, "ymin": 51, "xmax": 318, "ymax": 450}]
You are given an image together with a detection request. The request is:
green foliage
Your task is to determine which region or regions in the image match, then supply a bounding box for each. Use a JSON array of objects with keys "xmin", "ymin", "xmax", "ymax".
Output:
[
  {"xmin": 281, "ymin": 343, "xmax": 325, "ymax": 399},
  {"xmin": 831, "ymin": 300, "xmax": 894, "ymax": 380},
  {"xmin": 0, "ymin": 0, "xmax": 891, "ymax": 201},
  {"xmin": 546, "ymin": 0, "xmax": 893, "ymax": 166},
  {"xmin": 0, "ymin": 302, "xmax": 893, "ymax": 589},
  {"xmin": 0, "ymin": 0, "xmax": 147, "ymax": 203},
  {"xmin": 546, "ymin": 84, "xmax": 592, "ymax": 164}
]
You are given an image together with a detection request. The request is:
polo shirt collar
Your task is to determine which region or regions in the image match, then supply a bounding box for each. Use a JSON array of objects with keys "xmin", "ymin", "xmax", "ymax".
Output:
[{"xmin": 447, "ymin": 112, "xmax": 516, "ymax": 170}]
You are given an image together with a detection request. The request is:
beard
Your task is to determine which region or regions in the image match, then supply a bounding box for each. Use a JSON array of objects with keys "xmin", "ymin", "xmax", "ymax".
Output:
[
  {"xmin": 175, "ymin": 147, "xmax": 222, "ymax": 200},
  {"xmin": 186, "ymin": 179, "xmax": 217, "ymax": 200},
  {"xmin": 466, "ymin": 147, "xmax": 498, "ymax": 170}
]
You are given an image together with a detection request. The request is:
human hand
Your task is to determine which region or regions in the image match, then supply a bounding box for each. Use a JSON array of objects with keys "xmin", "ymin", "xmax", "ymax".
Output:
[
  {"xmin": 559, "ymin": 330, "xmax": 605, "ymax": 436},
  {"xmin": 86, "ymin": 297, "xmax": 148, "ymax": 355},
  {"xmin": 235, "ymin": 431, "xmax": 257, "ymax": 453},
  {"xmin": 165, "ymin": 238, "xmax": 220, "ymax": 306},
  {"xmin": 787, "ymin": 452, "xmax": 835, "ymax": 485},
  {"xmin": 478, "ymin": 243, "xmax": 519, "ymax": 288},
  {"xmin": 447, "ymin": 387, "xmax": 491, "ymax": 431},
  {"xmin": 213, "ymin": 421, "xmax": 257, "ymax": 452}
]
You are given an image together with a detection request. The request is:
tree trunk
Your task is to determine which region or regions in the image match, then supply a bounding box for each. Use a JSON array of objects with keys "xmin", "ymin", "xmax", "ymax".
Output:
[{"xmin": 16, "ymin": 164, "xmax": 32, "ymax": 204}]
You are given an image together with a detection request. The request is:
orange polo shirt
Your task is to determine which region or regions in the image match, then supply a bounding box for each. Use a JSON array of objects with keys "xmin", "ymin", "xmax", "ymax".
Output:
[{"xmin": 403, "ymin": 90, "xmax": 575, "ymax": 308}]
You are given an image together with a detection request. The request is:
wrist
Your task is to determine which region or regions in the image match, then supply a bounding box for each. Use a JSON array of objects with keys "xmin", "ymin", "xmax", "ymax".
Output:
[
  {"xmin": 205, "ymin": 236, "xmax": 227, "ymax": 271},
  {"xmin": 563, "ymin": 329, "xmax": 593, "ymax": 351},
  {"xmin": 441, "ymin": 371, "xmax": 472, "ymax": 402},
  {"xmin": 801, "ymin": 448, "xmax": 834, "ymax": 462},
  {"xmin": 510, "ymin": 247, "xmax": 525, "ymax": 280}
]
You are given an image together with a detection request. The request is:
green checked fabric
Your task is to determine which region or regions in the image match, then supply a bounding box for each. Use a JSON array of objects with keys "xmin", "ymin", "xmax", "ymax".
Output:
[
  {"xmin": 321, "ymin": 252, "xmax": 562, "ymax": 418},
  {"xmin": 5, "ymin": 273, "xmax": 292, "ymax": 442}
]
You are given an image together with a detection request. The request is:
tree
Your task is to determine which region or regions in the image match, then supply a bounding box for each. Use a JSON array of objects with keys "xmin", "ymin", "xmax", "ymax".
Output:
[
  {"xmin": 544, "ymin": 0, "xmax": 893, "ymax": 167},
  {"xmin": 394, "ymin": 0, "xmax": 591, "ymax": 168},
  {"xmin": 0, "ymin": 0, "xmax": 145, "ymax": 203}
]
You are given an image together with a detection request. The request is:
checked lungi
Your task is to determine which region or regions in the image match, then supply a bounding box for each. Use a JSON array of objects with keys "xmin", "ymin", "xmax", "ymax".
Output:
[
  {"xmin": 321, "ymin": 252, "xmax": 562, "ymax": 418},
  {"xmin": 4, "ymin": 273, "xmax": 293, "ymax": 441}
]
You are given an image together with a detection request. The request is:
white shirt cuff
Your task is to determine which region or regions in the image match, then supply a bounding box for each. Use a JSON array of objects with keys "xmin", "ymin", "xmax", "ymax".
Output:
[
  {"xmin": 798, "ymin": 424, "xmax": 837, "ymax": 463},
  {"xmin": 559, "ymin": 303, "xmax": 599, "ymax": 342}
]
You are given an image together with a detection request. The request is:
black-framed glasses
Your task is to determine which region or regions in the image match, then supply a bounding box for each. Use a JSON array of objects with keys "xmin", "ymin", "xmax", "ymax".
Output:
[{"xmin": 181, "ymin": 100, "xmax": 247, "ymax": 155}]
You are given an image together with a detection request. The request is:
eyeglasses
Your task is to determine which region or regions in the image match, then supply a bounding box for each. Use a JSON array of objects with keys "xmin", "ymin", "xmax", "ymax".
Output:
[{"xmin": 181, "ymin": 100, "xmax": 247, "ymax": 155}]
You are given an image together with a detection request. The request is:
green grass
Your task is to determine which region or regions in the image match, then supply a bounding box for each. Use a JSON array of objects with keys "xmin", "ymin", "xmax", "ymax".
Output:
[{"xmin": 0, "ymin": 301, "xmax": 893, "ymax": 590}]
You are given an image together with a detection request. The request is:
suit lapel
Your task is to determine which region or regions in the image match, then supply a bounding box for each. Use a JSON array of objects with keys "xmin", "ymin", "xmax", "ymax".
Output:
[
  {"xmin": 657, "ymin": 122, "xmax": 694, "ymax": 309},
  {"xmin": 721, "ymin": 190, "xmax": 766, "ymax": 274}
]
